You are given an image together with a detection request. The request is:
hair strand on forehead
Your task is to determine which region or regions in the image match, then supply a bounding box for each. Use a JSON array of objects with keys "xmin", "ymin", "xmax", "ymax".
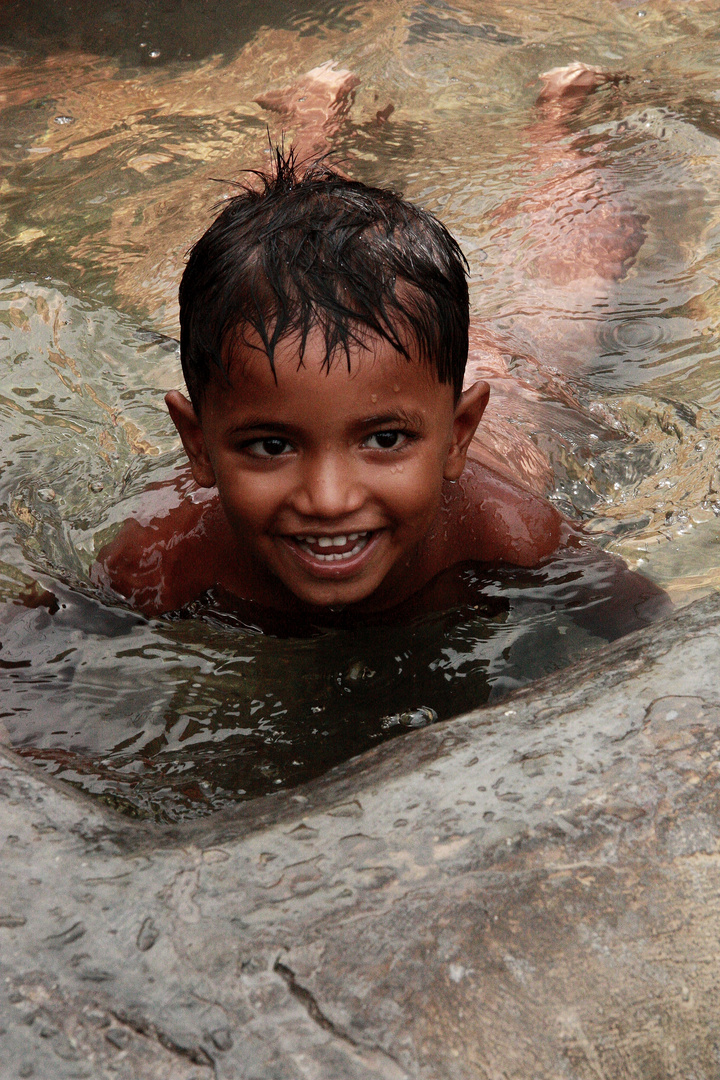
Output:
[{"xmin": 179, "ymin": 145, "xmax": 469, "ymax": 409}]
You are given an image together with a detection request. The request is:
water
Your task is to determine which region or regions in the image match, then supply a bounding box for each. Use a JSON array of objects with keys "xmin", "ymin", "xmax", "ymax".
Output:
[{"xmin": 1, "ymin": 0, "xmax": 720, "ymax": 819}]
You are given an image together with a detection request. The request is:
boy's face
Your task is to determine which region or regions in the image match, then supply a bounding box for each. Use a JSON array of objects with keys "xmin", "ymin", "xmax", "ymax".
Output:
[{"xmin": 167, "ymin": 329, "xmax": 488, "ymax": 610}]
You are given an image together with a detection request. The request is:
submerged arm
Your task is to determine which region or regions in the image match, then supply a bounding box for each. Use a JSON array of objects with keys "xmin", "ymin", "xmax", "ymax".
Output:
[
  {"xmin": 92, "ymin": 476, "xmax": 220, "ymax": 615},
  {"xmin": 532, "ymin": 541, "xmax": 671, "ymax": 641},
  {"xmin": 447, "ymin": 462, "xmax": 670, "ymax": 639}
]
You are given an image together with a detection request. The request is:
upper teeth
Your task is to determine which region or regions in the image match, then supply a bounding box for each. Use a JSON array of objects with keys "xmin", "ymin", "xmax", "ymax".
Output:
[{"xmin": 305, "ymin": 533, "xmax": 361, "ymax": 547}]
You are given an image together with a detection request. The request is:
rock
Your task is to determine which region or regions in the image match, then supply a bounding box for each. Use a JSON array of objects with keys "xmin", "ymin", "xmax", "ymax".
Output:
[{"xmin": 2, "ymin": 594, "xmax": 720, "ymax": 1076}]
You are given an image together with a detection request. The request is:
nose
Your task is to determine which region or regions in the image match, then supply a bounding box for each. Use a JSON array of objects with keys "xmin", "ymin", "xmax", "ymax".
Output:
[{"xmin": 292, "ymin": 450, "xmax": 364, "ymax": 520}]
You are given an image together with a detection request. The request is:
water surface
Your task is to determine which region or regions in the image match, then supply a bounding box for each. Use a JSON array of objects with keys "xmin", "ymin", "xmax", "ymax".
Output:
[{"xmin": 1, "ymin": 0, "xmax": 720, "ymax": 817}]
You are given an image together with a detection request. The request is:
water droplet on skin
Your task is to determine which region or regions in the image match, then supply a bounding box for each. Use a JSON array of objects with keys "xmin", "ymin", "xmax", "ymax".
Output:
[
  {"xmin": 149, "ymin": 49, "xmax": 161, "ymax": 59},
  {"xmin": 370, "ymin": 394, "xmax": 377, "ymax": 403},
  {"xmin": 54, "ymin": 115, "xmax": 75, "ymax": 126},
  {"xmin": 37, "ymin": 488, "xmax": 56, "ymax": 503},
  {"xmin": 393, "ymin": 384, "xmax": 400, "ymax": 392}
]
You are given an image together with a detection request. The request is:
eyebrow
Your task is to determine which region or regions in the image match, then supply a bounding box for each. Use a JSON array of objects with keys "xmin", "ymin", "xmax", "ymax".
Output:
[
  {"xmin": 223, "ymin": 410, "xmax": 426, "ymax": 438},
  {"xmin": 357, "ymin": 410, "xmax": 426, "ymax": 430},
  {"xmin": 224, "ymin": 420, "xmax": 298, "ymax": 437}
]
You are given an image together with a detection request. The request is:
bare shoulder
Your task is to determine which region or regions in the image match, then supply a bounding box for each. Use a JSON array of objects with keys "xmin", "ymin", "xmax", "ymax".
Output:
[
  {"xmin": 92, "ymin": 478, "xmax": 221, "ymax": 614},
  {"xmin": 446, "ymin": 460, "xmax": 564, "ymax": 566}
]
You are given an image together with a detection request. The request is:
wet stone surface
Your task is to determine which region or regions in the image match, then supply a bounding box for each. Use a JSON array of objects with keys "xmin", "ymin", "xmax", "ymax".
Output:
[{"xmin": 3, "ymin": 594, "xmax": 720, "ymax": 1077}]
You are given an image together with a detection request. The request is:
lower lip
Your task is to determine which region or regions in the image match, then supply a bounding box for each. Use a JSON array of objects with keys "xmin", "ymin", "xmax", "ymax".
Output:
[{"xmin": 280, "ymin": 532, "xmax": 383, "ymax": 579}]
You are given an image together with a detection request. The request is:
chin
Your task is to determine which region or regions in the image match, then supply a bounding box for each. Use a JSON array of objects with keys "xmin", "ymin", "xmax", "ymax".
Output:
[
  {"xmin": 299, "ymin": 588, "xmax": 370, "ymax": 610},
  {"xmin": 290, "ymin": 577, "xmax": 379, "ymax": 610}
]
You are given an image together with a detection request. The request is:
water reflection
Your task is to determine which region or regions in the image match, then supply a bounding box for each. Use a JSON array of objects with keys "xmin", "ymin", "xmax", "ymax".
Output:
[
  {"xmin": 0, "ymin": 550, "xmax": 612, "ymax": 821},
  {"xmin": 1, "ymin": 0, "xmax": 720, "ymax": 814},
  {"xmin": 0, "ymin": 0, "xmax": 365, "ymax": 65}
]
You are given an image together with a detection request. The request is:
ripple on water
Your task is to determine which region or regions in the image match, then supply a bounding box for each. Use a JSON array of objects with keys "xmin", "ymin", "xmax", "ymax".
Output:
[{"xmin": 600, "ymin": 316, "xmax": 666, "ymax": 353}]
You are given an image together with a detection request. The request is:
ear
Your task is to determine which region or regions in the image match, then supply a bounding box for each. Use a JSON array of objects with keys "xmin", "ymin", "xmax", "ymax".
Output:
[
  {"xmin": 443, "ymin": 380, "xmax": 490, "ymax": 482},
  {"xmin": 165, "ymin": 391, "xmax": 217, "ymax": 488}
]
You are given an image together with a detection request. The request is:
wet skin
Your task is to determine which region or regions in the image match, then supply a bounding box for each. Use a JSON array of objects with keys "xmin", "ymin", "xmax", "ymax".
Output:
[
  {"xmin": 95, "ymin": 331, "xmax": 569, "ymax": 617},
  {"xmin": 91, "ymin": 63, "xmax": 670, "ymax": 628}
]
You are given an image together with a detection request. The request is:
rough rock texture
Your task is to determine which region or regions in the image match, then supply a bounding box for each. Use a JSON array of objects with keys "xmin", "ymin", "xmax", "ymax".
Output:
[{"xmin": 3, "ymin": 594, "xmax": 720, "ymax": 1078}]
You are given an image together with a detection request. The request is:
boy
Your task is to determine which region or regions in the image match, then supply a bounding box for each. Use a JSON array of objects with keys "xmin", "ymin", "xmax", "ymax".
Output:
[{"xmin": 94, "ymin": 148, "xmax": 667, "ymax": 635}]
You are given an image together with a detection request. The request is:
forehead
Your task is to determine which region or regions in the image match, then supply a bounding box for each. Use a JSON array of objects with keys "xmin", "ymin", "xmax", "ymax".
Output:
[{"xmin": 210, "ymin": 327, "xmax": 452, "ymax": 413}]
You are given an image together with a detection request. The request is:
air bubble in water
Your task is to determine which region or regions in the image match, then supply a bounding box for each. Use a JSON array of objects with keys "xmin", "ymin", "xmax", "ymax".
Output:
[{"xmin": 381, "ymin": 706, "xmax": 438, "ymax": 730}]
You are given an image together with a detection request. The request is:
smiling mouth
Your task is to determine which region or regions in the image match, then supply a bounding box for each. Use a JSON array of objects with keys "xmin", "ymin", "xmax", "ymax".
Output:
[{"xmin": 292, "ymin": 531, "xmax": 372, "ymax": 562}]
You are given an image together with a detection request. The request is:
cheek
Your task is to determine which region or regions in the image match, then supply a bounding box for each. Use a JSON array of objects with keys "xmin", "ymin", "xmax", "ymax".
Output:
[
  {"xmin": 216, "ymin": 469, "xmax": 284, "ymax": 526},
  {"xmin": 382, "ymin": 461, "xmax": 444, "ymax": 524}
]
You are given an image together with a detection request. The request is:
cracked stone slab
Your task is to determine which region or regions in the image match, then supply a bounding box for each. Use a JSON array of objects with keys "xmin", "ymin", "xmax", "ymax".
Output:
[{"xmin": 2, "ymin": 594, "xmax": 720, "ymax": 1076}]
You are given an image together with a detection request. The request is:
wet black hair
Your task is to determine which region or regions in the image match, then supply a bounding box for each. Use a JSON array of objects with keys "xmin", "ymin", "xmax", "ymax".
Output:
[{"xmin": 178, "ymin": 148, "xmax": 470, "ymax": 410}]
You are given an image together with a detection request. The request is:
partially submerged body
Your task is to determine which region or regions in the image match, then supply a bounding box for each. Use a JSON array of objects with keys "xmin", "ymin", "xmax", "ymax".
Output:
[
  {"xmin": 94, "ymin": 60, "xmax": 669, "ymax": 638},
  {"xmin": 94, "ymin": 330, "xmax": 668, "ymax": 637},
  {"xmin": 94, "ymin": 459, "xmax": 562, "ymax": 617},
  {"xmin": 93, "ymin": 461, "xmax": 667, "ymax": 637},
  {"xmin": 94, "ymin": 326, "xmax": 563, "ymax": 616}
]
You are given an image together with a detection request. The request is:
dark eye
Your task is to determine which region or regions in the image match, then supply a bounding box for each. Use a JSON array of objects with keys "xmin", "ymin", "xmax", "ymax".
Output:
[
  {"xmin": 365, "ymin": 430, "xmax": 407, "ymax": 450},
  {"xmin": 247, "ymin": 437, "xmax": 292, "ymax": 457}
]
